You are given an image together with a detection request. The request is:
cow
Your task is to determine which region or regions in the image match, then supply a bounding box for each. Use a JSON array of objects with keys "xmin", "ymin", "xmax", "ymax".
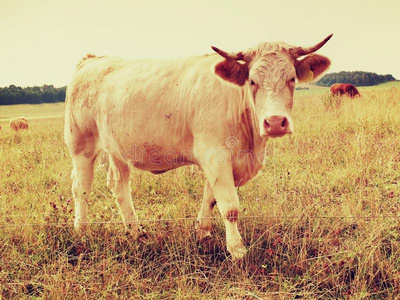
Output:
[
  {"xmin": 9, "ymin": 117, "xmax": 29, "ymax": 131},
  {"xmin": 64, "ymin": 34, "xmax": 332, "ymax": 259},
  {"xmin": 330, "ymin": 83, "xmax": 360, "ymax": 98}
]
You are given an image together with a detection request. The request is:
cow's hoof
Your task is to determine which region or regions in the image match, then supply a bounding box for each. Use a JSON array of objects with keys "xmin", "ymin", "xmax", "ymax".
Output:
[
  {"xmin": 137, "ymin": 226, "xmax": 149, "ymax": 240},
  {"xmin": 197, "ymin": 235, "xmax": 217, "ymax": 255},
  {"xmin": 196, "ymin": 228, "xmax": 212, "ymax": 242},
  {"xmin": 228, "ymin": 242, "xmax": 247, "ymax": 260},
  {"xmin": 125, "ymin": 223, "xmax": 145, "ymax": 239},
  {"xmin": 74, "ymin": 221, "xmax": 87, "ymax": 233}
]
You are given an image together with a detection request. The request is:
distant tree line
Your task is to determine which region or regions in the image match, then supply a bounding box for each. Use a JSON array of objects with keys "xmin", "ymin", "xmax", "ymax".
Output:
[
  {"xmin": 316, "ymin": 71, "xmax": 397, "ymax": 87},
  {"xmin": 0, "ymin": 85, "xmax": 66, "ymax": 105}
]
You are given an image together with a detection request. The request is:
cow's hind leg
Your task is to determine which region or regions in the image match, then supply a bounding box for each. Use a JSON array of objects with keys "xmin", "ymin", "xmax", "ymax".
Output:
[
  {"xmin": 71, "ymin": 153, "xmax": 96, "ymax": 231},
  {"xmin": 196, "ymin": 180, "xmax": 216, "ymax": 241},
  {"xmin": 66, "ymin": 126, "xmax": 98, "ymax": 232},
  {"xmin": 107, "ymin": 155, "xmax": 140, "ymax": 237}
]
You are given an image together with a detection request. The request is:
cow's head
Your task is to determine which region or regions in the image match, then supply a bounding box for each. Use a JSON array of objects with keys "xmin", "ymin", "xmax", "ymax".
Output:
[{"xmin": 212, "ymin": 34, "xmax": 332, "ymax": 138}]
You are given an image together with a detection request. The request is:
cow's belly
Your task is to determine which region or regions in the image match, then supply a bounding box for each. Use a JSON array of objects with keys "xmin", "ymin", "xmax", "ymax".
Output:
[
  {"xmin": 97, "ymin": 107, "xmax": 195, "ymax": 171},
  {"xmin": 102, "ymin": 131, "xmax": 195, "ymax": 172},
  {"xmin": 126, "ymin": 143, "xmax": 195, "ymax": 172}
]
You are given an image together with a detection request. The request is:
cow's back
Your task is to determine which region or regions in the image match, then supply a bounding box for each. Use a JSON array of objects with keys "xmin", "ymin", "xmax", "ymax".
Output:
[{"xmin": 64, "ymin": 54, "xmax": 243, "ymax": 168}]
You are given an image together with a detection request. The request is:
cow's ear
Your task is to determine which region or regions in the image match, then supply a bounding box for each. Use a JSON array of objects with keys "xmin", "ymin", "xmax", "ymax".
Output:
[
  {"xmin": 295, "ymin": 54, "xmax": 330, "ymax": 83},
  {"xmin": 214, "ymin": 60, "xmax": 249, "ymax": 86}
]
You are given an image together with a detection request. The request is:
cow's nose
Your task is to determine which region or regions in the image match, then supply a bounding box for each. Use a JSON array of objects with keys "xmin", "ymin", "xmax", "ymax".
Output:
[{"xmin": 264, "ymin": 116, "xmax": 289, "ymax": 137}]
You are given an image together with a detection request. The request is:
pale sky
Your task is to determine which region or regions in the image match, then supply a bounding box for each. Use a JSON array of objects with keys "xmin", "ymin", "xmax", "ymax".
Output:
[{"xmin": 1, "ymin": 0, "xmax": 399, "ymax": 87}]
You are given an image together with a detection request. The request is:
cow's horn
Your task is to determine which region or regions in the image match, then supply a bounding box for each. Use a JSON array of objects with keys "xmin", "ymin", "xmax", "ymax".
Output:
[
  {"xmin": 291, "ymin": 34, "xmax": 333, "ymax": 57},
  {"xmin": 211, "ymin": 46, "xmax": 246, "ymax": 61}
]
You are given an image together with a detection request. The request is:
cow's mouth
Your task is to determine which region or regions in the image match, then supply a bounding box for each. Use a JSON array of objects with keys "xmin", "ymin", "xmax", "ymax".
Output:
[{"xmin": 267, "ymin": 132, "xmax": 291, "ymax": 138}]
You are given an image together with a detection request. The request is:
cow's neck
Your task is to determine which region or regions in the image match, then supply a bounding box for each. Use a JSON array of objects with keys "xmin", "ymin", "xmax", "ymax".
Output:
[{"xmin": 232, "ymin": 105, "xmax": 267, "ymax": 186}]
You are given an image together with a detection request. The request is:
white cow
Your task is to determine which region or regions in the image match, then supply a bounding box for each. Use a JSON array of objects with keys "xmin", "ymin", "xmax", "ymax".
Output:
[{"xmin": 64, "ymin": 34, "xmax": 332, "ymax": 259}]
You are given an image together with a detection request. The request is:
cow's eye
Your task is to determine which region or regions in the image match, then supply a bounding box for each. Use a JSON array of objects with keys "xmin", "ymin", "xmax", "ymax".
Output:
[
  {"xmin": 250, "ymin": 80, "xmax": 255, "ymax": 86},
  {"xmin": 290, "ymin": 77, "xmax": 296, "ymax": 82}
]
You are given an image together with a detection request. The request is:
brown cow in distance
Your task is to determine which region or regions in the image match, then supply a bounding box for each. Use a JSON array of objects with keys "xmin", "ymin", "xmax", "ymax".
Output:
[
  {"xmin": 330, "ymin": 83, "xmax": 360, "ymax": 98},
  {"xmin": 9, "ymin": 117, "xmax": 29, "ymax": 131}
]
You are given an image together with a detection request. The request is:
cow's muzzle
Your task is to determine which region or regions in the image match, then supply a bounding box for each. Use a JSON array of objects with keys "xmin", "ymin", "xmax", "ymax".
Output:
[{"xmin": 264, "ymin": 115, "xmax": 291, "ymax": 137}]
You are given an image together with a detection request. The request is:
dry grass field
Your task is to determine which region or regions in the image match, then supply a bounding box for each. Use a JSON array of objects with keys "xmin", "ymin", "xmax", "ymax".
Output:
[{"xmin": 1, "ymin": 83, "xmax": 400, "ymax": 299}]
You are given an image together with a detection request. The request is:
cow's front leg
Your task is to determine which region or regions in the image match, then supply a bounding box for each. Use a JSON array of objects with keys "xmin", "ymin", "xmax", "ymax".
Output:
[
  {"xmin": 199, "ymin": 151, "xmax": 246, "ymax": 260},
  {"xmin": 196, "ymin": 180, "xmax": 216, "ymax": 241}
]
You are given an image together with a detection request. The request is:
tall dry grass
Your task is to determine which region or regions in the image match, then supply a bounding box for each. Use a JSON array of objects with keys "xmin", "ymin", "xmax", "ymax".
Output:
[{"xmin": 0, "ymin": 85, "xmax": 400, "ymax": 299}]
